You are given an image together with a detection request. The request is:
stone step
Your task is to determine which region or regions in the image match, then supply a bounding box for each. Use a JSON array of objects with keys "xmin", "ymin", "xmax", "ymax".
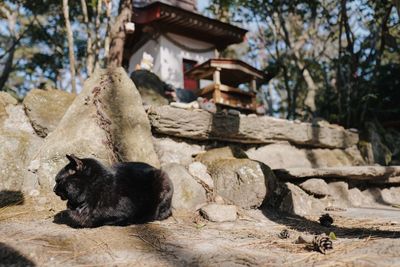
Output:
[
  {"xmin": 147, "ymin": 105, "xmax": 359, "ymax": 149},
  {"xmin": 274, "ymin": 166, "xmax": 400, "ymax": 181}
]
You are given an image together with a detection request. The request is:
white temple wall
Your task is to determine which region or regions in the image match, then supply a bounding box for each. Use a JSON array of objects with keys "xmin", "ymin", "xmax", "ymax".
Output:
[{"xmin": 128, "ymin": 33, "xmax": 215, "ymax": 88}]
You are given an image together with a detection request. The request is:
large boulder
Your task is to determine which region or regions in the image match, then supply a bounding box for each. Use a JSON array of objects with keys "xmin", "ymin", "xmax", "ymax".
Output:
[
  {"xmin": 28, "ymin": 68, "xmax": 160, "ymax": 191},
  {"xmin": 207, "ymin": 158, "xmax": 275, "ymax": 209},
  {"xmin": 23, "ymin": 89, "xmax": 76, "ymax": 137},
  {"xmin": 0, "ymin": 96, "xmax": 43, "ymax": 191},
  {"xmin": 247, "ymin": 142, "xmax": 365, "ymax": 169},
  {"xmin": 162, "ymin": 163, "xmax": 207, "ymax": 210}
]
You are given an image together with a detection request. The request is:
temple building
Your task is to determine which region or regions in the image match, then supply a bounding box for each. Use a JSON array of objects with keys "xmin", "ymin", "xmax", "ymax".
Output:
[
  {"xmin": 124, "ymin": 0, "xmax": 270, "ymax": 113},
  {"xmin": 124, "ymin": 0, "xmax": 247, "ymax": 89}
]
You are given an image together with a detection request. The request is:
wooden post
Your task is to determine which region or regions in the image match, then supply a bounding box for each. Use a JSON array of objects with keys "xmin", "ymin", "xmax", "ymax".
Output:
[
  {"xmin": 251, "ymin": 78, "xmax": 257, "ymax": 93},
  {"xmin": 213, "ymin": 67, "xmax": 221, "ymax": 85}
]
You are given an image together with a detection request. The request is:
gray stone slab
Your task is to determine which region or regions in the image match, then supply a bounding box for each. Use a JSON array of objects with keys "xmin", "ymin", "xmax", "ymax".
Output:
[
  {"xmin": 148, "ymin": 106, "xmax": 359, "ymax": 149},
  {"xmin": 274, "ymin": 166, "xmax": 400, "ymax": 181}
]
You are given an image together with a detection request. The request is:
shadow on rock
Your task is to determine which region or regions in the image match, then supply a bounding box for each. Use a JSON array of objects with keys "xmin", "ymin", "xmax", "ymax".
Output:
[
  {"xmin": 0, "ymin": 190, "xmax": 24, "ymax": 208},
  {"xmin": 0, "ymin": 242, "xmax": 35, "ymax": 266}
]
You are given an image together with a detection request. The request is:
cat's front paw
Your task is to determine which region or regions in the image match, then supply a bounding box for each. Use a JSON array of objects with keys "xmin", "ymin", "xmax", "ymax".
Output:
[
  {"xmin": 53, "ymin": 210, "xmax": 72, "ymax": 224},
  {"xmin": 53, "ymin": 210, "xmax": 84, "ymax": 228}
]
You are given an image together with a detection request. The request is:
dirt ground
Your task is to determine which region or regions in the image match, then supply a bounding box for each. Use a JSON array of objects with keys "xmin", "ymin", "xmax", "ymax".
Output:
[{"xmin": 1, "ymin": 194, "xmax": 400, "ymax": 267}]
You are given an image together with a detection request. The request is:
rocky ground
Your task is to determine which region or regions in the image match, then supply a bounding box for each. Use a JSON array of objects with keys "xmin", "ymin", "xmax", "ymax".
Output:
[
  {"xmin": 1, "ymin": 195, "xmax": 400, "ymax": 267},
  {"xmin": 2, "ymin": 68, "xmax": 400, "ymax": 266}
]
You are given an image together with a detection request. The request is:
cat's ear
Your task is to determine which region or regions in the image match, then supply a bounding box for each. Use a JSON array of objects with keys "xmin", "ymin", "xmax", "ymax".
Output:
[{"xmin": 66, "ymin": 154, "xmax": 83, "ymax": 171}]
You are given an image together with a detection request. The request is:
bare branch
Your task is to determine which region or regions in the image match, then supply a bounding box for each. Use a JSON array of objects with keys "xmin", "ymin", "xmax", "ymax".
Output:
[{"xmin": 62, "ymin": 0, "xmax": 77, "ymax": 93}]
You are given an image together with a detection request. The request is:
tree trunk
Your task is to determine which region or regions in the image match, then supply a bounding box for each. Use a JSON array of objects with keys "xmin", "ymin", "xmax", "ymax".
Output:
[
  {"xmin": 0, "ymin": 5, "xmax": 17, "ymax": 91},
  {"xmin": 103, "ymin": 0, "xmax": 113, "ymax": 64},
  {"xmin": 62, "ymin": 0, "xmax": 77, "ymax": 93},
  {"xmin": 0, "ymin": 45, "xmax": 15, "ymax": 91},
  {"xmin": 107, "ymin": 0, "xmax": 132, "ymax": 68},
  {"xmin": 93, "ymin": 0, "xmax": 103, "ymax": 70},
  {"xmin": 80, "ymin": 0, "xmax": 94, "ymax": 76}
]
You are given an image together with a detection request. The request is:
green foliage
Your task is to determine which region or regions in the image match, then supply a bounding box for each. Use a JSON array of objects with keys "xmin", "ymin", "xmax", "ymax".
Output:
[
  {"xmin": 208, "ymin": 0, "xmax": 400, "ymax": 127},
  {"xmin": 0, "ymin": 0, "xmax": 108, "ymax": 94}
]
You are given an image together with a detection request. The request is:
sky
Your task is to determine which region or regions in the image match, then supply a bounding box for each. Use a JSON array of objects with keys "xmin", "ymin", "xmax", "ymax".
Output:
[{"xmin": 197, "ymin": 0, "xmax": 210, "ymax": 13}]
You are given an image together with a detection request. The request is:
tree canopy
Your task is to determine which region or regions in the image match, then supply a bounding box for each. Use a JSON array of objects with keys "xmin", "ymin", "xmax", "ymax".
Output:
[
  {"xmin": 0, "ymin": 0, "xmax": 399, "ymax": 128},
  {"xmin": 207, "ymin": 0, "xmax": 400, "ymax": 128}
]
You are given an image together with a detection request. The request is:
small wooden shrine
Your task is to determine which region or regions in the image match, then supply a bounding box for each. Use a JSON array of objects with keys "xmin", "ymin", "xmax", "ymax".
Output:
[{"xmin": 185, "ymin": 59, "xmax": 266, "ymax": 113}]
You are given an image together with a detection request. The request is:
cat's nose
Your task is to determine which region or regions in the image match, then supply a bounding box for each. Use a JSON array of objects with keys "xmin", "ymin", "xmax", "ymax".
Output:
[{"xmin": 53, "ymin": 184, "xmax": 58, "ymax": 193}]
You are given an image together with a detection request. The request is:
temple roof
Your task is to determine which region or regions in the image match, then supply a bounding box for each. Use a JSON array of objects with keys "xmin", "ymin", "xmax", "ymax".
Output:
[{"xmin": 126, "ymin": 1, "xmax": 247, "ymax": 50}]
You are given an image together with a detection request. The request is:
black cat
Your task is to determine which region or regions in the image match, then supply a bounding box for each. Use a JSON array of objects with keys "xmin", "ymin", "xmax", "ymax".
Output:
[{"xmin": 53, "ymin": 154, "xmax": 173, "ymax": 228}]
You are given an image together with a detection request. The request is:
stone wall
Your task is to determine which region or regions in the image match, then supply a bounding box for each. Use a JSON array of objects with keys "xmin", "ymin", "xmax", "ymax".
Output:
[{"xmin": 1, "ymin": 71, "xmax": 399, "ymax": 218}]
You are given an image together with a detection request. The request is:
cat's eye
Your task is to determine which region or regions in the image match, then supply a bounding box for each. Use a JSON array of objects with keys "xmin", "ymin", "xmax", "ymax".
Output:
[{"xmin": 68, "ymin": 169, "xmax": 76, "ymax": 175}]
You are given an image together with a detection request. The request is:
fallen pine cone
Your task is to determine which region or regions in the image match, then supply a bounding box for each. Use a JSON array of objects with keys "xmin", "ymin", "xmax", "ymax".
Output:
[
  {"xmin": 313, "ymin": 235, "xmax": 333, "ymax": 254},
  {"xmin": 278, "ymin": 229, "xmax": 290, "ymax": 239},
  {"xmin": 319, "ymin": 213, "xmax": 334, "ymax": 227}
]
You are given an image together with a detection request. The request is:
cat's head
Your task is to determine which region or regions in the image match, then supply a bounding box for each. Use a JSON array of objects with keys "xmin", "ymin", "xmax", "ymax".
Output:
[{"xmin": 53, "ymin": 154, "xmax": 89, "ymax": 206}]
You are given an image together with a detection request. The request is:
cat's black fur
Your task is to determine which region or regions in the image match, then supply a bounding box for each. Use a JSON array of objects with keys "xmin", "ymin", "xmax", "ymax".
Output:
[{"xmin": 53, "ymin": 154, "xmax": 173, "ymax": 228}]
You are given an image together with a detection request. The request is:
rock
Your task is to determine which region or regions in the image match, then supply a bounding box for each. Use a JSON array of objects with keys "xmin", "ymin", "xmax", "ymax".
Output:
[
  {"xmin": 327, "ymin": 181, "xmax": 351, "ymax": 208},
  {"xmin": 162, "ymin": 163, "xmax": 207, "ymax": 210},
  {"xmin": 207, "ymin": 159, "xmax": 275, "ymax": 209},
  {"xmin": 365, "ymin": 121, "xmax": 392, "ymax": 165},
  {"xmin": 304, "ymin": 148, "xmax": 363, "ymax": 168},
  {"xmin": 246, "ymin": 143, "xmax": 312, "ymax": 169},
  {"xmin": 361, "ymin": 188, "xmax": 384, "ymax": 206},
  {"xmin": 200, "ymin": 204, "xmax": 237, "ymax": 222},
  {"xmin": 358, "ymin": 141, "xmax": 375, "ymax": 165},
  {"xmin": 345, "ymin": 145, "xmax": 366, "ymax": 165},
  {"xmin": 29, "ymin": 68, "xmax": 159, "ymax": 191},
  {"xmin": 0, "ymin": 104, "xmax": 43, "ymax": 191},
  {"xmin": 0, "ymin": 91, "xmax": 18, "ymax": 124},
  {"xmin": 188, "ymin": 162, "xmax": 214, "ymax": 189},
  {"xmin": 148, "ymin": 105, "xmax": 359, "ymax": 149},
  {"xmin": 130, "ymin": 70, "xmax": 169, "ymax": 106},
  {"xmin": 279, "ymin": 182, "xmax": 325, "ymax": 216},
  {"xmin": 348, "ymin": 188, "xmax": 366, "ymax": 207},
  {"xmin": 384, "ymin": 129, "xmax": 400, "ymax": 165},
  {"xmin": 247, "ymin": 143, "xmax": 365, "ymax": 169},
  {"xmin": 380, "ymin": 187, "xmax": 400, "ymax": 205},
  {"xmin": 2, "ymin": 105, "xmax": 37, "ymax": 134},
  {"xmin": 153, "ymin": 136, "xmax": 204, "ymax": 166},
  {"xmin": 0, "ymin": 91, "xmax": 18, "ymax": 105},
  {"xmin": 299, "ymin": 179, "xmax": 330, "ymax": 197},
  {"xmin": 23, "ymin": 89, "xmax": 76, "ymax": 137},
  {"xmin": 195, "ymin": 146, "xmax": 248, "ymax": 168},
  {"xmin": 214, "ymin": 195, "xmax": 225, "ymax": 204},
  {"xmin": 274, "ymin": 166, "xmax": 400, "ymax": 181}
]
